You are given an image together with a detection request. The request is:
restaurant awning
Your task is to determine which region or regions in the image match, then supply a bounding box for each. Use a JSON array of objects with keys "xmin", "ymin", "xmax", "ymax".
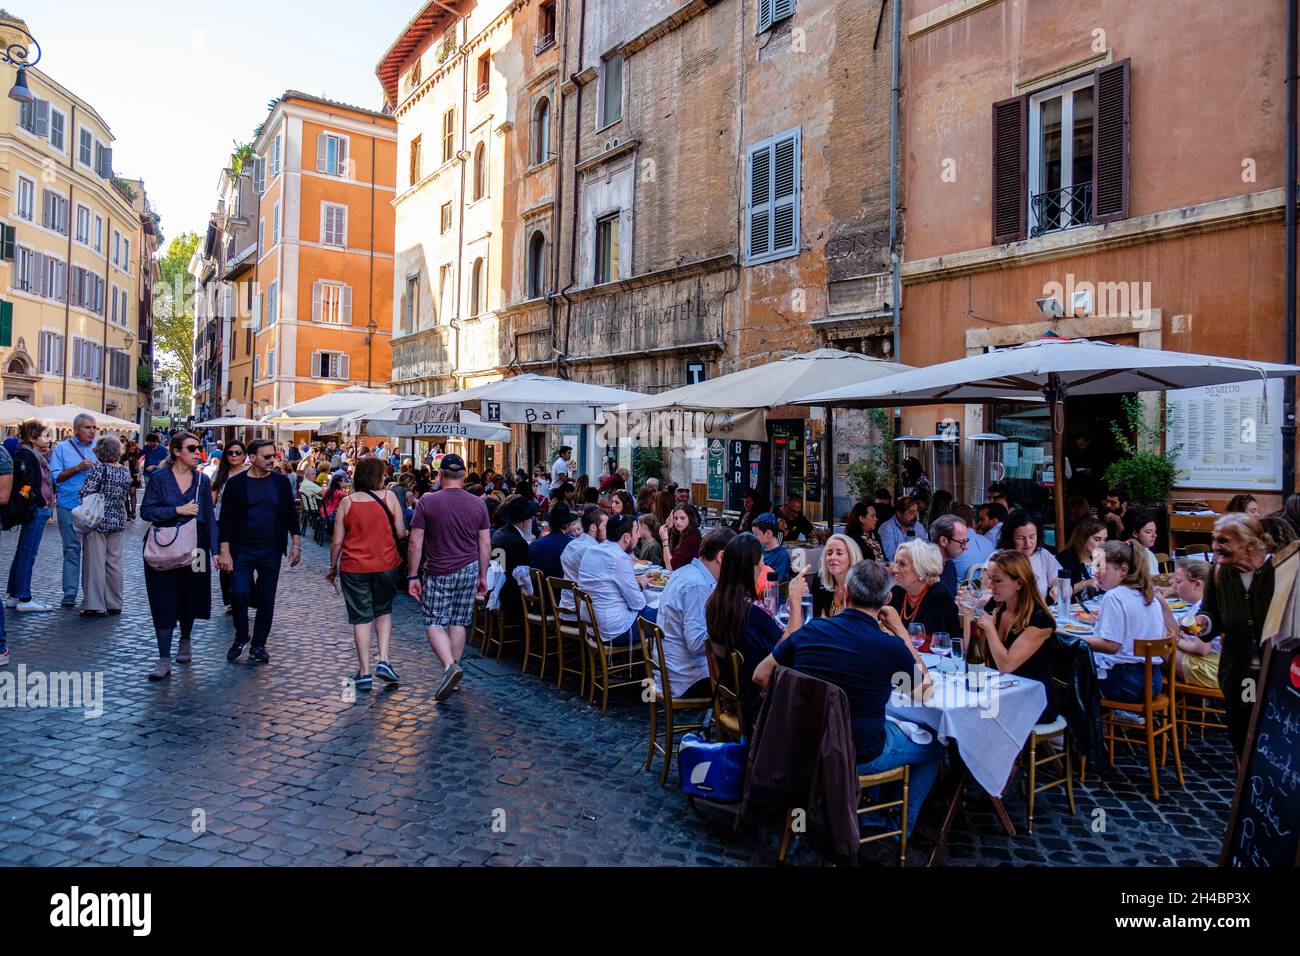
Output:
[
  {"xmin": 797, "ymin": 334, "xmax": 1300, "ymax": 533},
  {"xmin": 0, "ymin": 398, "xmax": 41, "ymax": 425},
  {"xmin": 396, "ymin": 374, "xmax": 645, "ymax": 426},
  {"xmin": 193, "ymin": 416, "xmax": 264, "ymax": 428},
  {"xmin": 37, "ymin": 404, "xmax": 140, "ymax": 432},
  {"xmin": 604, "ymin": 348, "xmax": 914, "ymax": 442},
  {"xmin": 317, "ymin": 397, "xmax": 511, "ymax": 442}
]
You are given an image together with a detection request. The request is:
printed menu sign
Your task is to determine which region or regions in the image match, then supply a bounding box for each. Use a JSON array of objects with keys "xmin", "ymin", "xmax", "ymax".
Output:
[
  {"xmin": 1167, "ymin": 379, "xmax": 1282, "ymax": 490},
  {"xmin": 1221, "ymin": 643, "xmax": 1300, "ymax": 867}
]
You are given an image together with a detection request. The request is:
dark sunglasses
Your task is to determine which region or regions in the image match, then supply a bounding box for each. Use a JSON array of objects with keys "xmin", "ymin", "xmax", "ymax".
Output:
[
  {"xmin": 181, "ymin": 444, "xmax": 201, "ymax": 453},
  {"xmin": 227, "ymin": 449, "xmax": 245, "ymax": 457}
]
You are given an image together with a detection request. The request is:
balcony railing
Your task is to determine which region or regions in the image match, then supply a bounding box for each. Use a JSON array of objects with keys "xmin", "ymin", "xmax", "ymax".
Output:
[
  {"xmin": 475, "ymin": 82, "xmax": 489, "ymax": 100},
  {"xmin": 534, "ymin": 32, "xmax": 555, "ymax": 55},
  {"xmin": 1030, "ymin": 181, "xmax": 1093, "ymax": 238}
]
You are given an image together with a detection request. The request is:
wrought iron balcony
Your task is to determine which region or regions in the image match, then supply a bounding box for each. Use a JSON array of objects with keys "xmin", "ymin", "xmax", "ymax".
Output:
[
  {"xmin": 534, "ymin": 33, "xmax": 555, "ymax": 55},
  {"xmin": 1030, "ymin": 181, "xmax": 1093, "ymax": 238}
]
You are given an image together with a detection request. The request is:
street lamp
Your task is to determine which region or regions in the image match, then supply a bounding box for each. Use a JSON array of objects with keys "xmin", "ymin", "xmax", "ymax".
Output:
[
  {"xmin": 0, "ymin": 17, "xmax": 40, "ymax": 103},
  {"xmin": 365, "ymin": 317, "xmax": 378, "ymax": 388}
]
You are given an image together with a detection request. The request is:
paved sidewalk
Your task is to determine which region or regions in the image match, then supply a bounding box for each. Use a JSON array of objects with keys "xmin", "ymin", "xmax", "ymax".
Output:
[{"xmin": 0, "ymin": 513, "xmax": 1237, "ymax": 866}]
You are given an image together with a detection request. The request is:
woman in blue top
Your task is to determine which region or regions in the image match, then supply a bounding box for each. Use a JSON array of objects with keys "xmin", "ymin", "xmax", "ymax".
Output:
[{"xmin": 140, "ymin": 432, "xmax": 217, "ymax": 681}]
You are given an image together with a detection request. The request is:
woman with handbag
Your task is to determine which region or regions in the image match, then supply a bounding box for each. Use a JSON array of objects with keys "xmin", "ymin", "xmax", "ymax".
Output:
[
  {"xmin": 140, "ymin": 432, "xmax": 217, "ymax": 680},
  {"xmin": 324, "ymin": 457, "xmax": 406, "ymax": 692},
  {"xmin": 5, "ymin": 420, "xmax": 55, "ymax": 612},
  {"xmin": 77, "ymin": 435, "xmax": 133, "ymax": 617}
]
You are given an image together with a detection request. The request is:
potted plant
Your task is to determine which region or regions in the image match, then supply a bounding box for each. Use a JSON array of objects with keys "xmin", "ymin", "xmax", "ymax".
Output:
[
  {"xmin": 1103, "ymin": 395, "xmax": 1180, "ymax": 507},
  {"xmin": 845, "ymin": 408, "xmax": 897, "ymax": 506}
]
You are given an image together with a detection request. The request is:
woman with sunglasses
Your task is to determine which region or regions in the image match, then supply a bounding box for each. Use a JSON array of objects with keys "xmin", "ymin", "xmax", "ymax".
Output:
[
  {"xmin": 211, "ymin": 441, "xmax": 250, "ymax": 614},
  {"xmin": 140, "ymin": 433, "xmax": 218, "ymax": 680}
]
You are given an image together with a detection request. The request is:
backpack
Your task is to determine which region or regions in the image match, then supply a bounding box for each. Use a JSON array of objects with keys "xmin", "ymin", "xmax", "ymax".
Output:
[{"xmin": 1, "ymin": 446, "xmax": 42, "ymax": 530}]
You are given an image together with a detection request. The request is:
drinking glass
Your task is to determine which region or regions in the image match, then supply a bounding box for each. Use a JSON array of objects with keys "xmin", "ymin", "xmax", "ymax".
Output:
[
  {"xmin": 908, "ymin": 623, "xmax": 927, "ymax": 651},
  {"xmin": 950, "ymin": 635, "xmax": 966, "ymax": 676},
  {"xmin": 931, "ymin": 632, "xmax": 951, "ymax": 671}
]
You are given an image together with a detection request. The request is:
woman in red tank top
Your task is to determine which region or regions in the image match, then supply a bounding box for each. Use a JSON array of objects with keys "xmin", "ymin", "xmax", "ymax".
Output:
[{"xmin": 325, "ymin": 458, "xmax": 408, "ymax": 692}]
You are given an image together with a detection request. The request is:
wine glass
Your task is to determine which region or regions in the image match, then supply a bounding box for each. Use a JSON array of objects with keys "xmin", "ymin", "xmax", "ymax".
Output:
[
  {"xmin": 931, "ymin": 631, "xmax": 952, "ymax": 672},
  {"xmin": 908, "ymin": 623, "xmax": 927, "ymax": 651}
]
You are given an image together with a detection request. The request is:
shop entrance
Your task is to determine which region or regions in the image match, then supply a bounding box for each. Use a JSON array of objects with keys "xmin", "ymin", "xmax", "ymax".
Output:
[{"xmin": 1063, "ymin": 393, "xmax": 1128, "ymax": 509}]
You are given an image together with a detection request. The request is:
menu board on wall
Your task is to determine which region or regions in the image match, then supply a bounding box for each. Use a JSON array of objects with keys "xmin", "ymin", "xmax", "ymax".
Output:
[
  {"xmin": 1167, "ymin": 379, "xmax": 1282, "ymax": 490},
  {"xmin": 707, "ymin": 440, "xmax": 725, "ymax": 501}
]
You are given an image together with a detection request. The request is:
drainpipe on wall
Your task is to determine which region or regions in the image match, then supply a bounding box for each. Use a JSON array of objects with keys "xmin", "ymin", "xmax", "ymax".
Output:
[
  {"xmin": 100, "ymin": 215, "xmax": 112, "ymax": 414},
  {"xmin": 1284, "ymin": 0, "xmax": 1297, "ymax": 494},
  {"xmin": 559, "ymin": 0, "xmax": 589, "ymax": 380},
  {"xmin": 888, "ymin": 0, "xmax": 902, "ymax": 363}
]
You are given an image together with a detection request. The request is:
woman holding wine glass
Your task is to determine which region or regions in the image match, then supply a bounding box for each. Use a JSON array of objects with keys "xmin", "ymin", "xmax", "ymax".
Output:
[{"xmin": 974, "ymin": 550, "xmax": 1059, "ymax": 721}]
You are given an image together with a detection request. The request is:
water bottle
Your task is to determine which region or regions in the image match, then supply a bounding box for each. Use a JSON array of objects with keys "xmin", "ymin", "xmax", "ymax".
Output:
[
  {"xmin": 1057, "ymin": 573, "xmax": 1072, "ymax": 622},
  {"xmin": 764, "ymin": 571, "xmax": 780, "ymax": 617}
]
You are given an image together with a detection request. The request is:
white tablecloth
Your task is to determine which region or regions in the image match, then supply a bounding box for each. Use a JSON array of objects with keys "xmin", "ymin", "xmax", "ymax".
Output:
[{"xmin": 887, "ymin": 656, "xmax": 1047, "ymax": 795}]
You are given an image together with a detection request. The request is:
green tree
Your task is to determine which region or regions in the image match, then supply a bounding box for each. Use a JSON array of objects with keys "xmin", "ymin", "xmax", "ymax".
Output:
[{"xmin": 153, "ymin": 232, "xmax": 200, "ymax": 412}]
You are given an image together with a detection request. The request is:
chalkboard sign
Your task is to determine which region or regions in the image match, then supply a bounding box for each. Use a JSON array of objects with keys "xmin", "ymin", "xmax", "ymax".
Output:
[{"xmin": 1221, "ymin": 642, "xmax": 1300, "ymax": 867}]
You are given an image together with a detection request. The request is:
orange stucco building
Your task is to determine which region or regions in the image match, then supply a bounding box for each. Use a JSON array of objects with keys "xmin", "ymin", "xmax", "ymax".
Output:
[{"xmin": 248, "ymin": 92, "xmax": 397, "ymax": 417}]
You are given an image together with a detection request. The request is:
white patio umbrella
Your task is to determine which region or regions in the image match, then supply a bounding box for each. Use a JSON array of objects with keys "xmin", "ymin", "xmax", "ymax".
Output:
[
  {"xmin": 261, "ymin": 385, "xmax": 394, "ymax": 428},
  {"xmin": 607, "ymin": 349, "xmax": 914, "ymax": 442},
  {"xmin": 193, "ymin": 416, "xmax": 264, "ymax": 428},
  {"xmin": 0, "ymin": 398, "xmax": 41, "ymax": 425},
  {"xmin": 396, "ymin": 373, "xmax": 645, "ymax": 425},
  {"xmin": 318, "ymin": 397, "xmax": 511, "ymax": 442},
  {"xmin": 38, "ymin": 404, "xmax": 140, "ymax": 432},
  {"xmin": 797, "ymin": 334, "xmax": 1300, "ymax": 535}
]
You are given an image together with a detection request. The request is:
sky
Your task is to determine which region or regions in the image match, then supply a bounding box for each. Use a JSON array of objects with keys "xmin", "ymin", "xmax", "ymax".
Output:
[{"xmin": 23, "ymin": 0, "xmax": 419, "ymax": 248}]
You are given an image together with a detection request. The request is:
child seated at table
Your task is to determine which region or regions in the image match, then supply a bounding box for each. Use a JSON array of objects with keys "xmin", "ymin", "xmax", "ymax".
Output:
[
  {"xmin": 1170, "ymin": 558, "xmax": 1219, "ymax": 689},
  {"xmin": 1084, "ymin": 540, "xmax": 1167, "ymax": 703}
]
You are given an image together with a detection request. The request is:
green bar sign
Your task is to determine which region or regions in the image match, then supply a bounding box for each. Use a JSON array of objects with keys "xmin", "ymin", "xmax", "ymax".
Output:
[{"xmin": 707, "ymin": 438, "xmax": 725, "ymax": 501}]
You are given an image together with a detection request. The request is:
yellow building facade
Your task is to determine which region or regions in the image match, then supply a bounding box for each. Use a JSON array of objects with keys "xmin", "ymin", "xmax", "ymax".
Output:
[{"xmin": 0, "ymin": 58, "xmax": 144, "ymax": 422}]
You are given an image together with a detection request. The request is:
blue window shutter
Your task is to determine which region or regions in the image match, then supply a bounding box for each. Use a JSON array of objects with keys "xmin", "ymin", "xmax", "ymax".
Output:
[
  {"xmin": 771, "ymin": 129, "xmax": 800, "ymax": 256},
  {"xmin": 774, "ymin": 0, "xmax": 796, "ymax": 25},
  {"xmin": 758, "ymin": 0, "xmax": 773, "ymax": 33},
  {"xmin": 747, "ymin": 140, "xmax": 773, "ymax": 262}
]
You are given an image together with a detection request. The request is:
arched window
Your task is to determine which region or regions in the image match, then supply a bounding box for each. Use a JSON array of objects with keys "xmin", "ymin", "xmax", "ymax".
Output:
[
  {"xmin": 470, "ymin": 257, "xmax": 485, "ymax": 316},
  {"xmin": 473, "ymin": 142, "xmax": 486, "ymax": 201},
  {"xmin": 532, "ymin": 97, "xmax": 550, "ymax": 166},
  {"xmin": 527, "ymin": 232, "xmax": 546, "ymax": 299}
]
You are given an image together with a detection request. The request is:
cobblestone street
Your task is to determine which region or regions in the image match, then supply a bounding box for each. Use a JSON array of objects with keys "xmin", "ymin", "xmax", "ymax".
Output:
[{"xmin": 0, "ymin": 513, "xmax": 1238, "ymax": 867}]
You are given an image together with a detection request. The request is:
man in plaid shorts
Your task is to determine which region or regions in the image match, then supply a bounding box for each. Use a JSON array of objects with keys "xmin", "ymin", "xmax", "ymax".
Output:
[{"xmin": 406, "ymin": 454, "xmax": 490, "ymax": 700}]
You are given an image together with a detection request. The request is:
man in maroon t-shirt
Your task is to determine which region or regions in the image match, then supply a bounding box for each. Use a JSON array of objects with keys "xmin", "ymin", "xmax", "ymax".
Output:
[{"xmin": 407, "ymin": 454, "xmax": 490, "ymax": 700}]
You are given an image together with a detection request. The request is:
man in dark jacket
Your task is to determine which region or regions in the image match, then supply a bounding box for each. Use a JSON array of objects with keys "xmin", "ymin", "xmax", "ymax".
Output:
[
  {"xmin": 528, "ymin": 503, "xmax": 576, "ymax": 585},
  {"xmin": 216, "ymin": 439, "xmax": 301, "ymax": 664},
  {"xmin": 491, "ymin": 496, "xmax": 539, "ymax": 623}
]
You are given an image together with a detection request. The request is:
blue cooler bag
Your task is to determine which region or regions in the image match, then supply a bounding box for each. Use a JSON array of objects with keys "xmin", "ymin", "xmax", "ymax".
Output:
[{"xmin": 678, "ymin": 733, "xmax": 746, "ymax": 800}]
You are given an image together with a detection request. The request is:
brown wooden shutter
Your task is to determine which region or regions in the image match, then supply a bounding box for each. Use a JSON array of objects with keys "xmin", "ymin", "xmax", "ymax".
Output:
[
  {"xmin": 1092, "ymin": 58, "xmax": 1130, "ymax": 224},
  {"xmin": 991, "ymin": 95, "xmax": 1027, "ymax": 244}
]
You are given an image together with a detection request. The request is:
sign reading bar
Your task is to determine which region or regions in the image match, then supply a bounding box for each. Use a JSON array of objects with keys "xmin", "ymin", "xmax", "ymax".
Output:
[{"xmin": 1167, "ymin": 379, "xmax": 1283, "ymax": 490}]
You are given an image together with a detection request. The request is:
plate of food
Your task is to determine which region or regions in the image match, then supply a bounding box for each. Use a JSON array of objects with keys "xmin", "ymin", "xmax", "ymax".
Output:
[
  {"xmin": 1064, "ymin": 621, "xmax": 1094, "ymax": 634},
  {"xmin": 1167, "ymin": 599, "xmax": 1189, "ymax": 611},
  {"xmin": 1072, "ymin": 609, "xmax": 1098, "ymax": 624},
  {"xmin": 644, "ymin": 572, "xmax": 670, "ymax": 589}
]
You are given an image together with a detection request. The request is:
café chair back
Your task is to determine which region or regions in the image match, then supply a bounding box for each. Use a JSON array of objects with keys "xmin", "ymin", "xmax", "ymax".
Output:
[
  {"xmin": 519, "ymin": 568, "xmax": 553, "ymax": 679},
  {"xmin": 545, "ymin": 577, "xmax": 587, "ymax": 693},
  {"xmin": 574, "ymin": 587, "xmax": 645, "ymax": 714},
  {"xmin": 963, "ymin": 562, "xmax": 986, "ymax": 585},
  {"xmin": 638, "ymin": 618, "xmax": 710, "ymax": 786},
  {"xmin": 707, "ymin": 640, "xmax": 747, "ymax": 743},
  {"xmin": 777, "ymin": 767, "xmax": 909, "ymax": 867},
  {"xmin": 1098, "ymin": 636, "xmax": 1184, "ymax": 800},
  {"xmin": 1024, "ymin": 714, "xmax": 1075, "ymax": 834}
]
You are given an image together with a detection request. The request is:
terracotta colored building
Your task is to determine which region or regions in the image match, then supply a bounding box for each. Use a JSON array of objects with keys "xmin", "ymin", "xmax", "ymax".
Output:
[
  {"xmin": 900, "ymin": 0, "xmax": 1295, "ymax": 518},
  {"xmin": 248, "ymin": 92, "xmax": 397, "ymax": 418}
]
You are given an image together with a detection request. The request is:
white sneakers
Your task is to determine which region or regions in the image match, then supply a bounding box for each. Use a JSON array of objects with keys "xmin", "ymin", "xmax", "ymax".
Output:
[{"xmin": 6, "ymin": 597, "xmax": 54, "ymax": 612}]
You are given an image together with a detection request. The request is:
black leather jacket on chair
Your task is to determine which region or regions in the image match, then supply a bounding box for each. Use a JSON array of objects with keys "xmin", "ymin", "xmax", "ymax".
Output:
[{"xmin": 1051, "ymin": 634, "xmax": 1102, "ymax": 765}]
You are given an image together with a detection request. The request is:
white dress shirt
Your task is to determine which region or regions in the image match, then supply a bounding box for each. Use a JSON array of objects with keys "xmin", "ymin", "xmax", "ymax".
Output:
[
  {"xmin": 578, "ymin": 540, "xmax": 647, "ymax": 642},
  {"xmin": 559, "ymin": 532, "xmax": 599, "ymax": 613},
  {"xmin": 655, "ymin": 558, "xmax": 715, "ymax": 696}
]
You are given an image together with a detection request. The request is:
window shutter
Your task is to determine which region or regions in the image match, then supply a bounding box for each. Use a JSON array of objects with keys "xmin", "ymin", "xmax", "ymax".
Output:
[
  {"xmin": 773, "ymin": 0, "xmax": 795, "ymax": 23},
  {"xmin": 758, "ymin": 0, "xmax": 773, "ymax": 32},
  {"xmin": 309, "ymin": 350, "xmax": 321, "ymax": 377},
  {"xmin": 0, "ymin": 301, "xmax": 11, "ymax": 348},
  {"xmin": 36, "ymin": 254, "xmax": 48, "ymax": 299},
  {"xmin": 337, "ymin": 136, "xmax": 347, "ymax": 175},
  {"xmin": 991, "ymin": 94, "xmax": 1027, "ymax": 244},
  {"xmin": 339, "ymin": 353, "xmax": 350, "ymax": 381},
  {"xmin": 1092, "ymin": 58, "xmax": 1131, "ymax": 225},
  {"xmin": 772, "ymin": 131, "xmax": 799, "ymax": 255},
  {"xmin": 342, "ymin": 285, "xmax": 353, "ymax": 324},
  {"xmin": 747, "ymin": 141, "xmax": 772, "ymax": 261},
  {"xmin": 312, "ymin": 280, "xmax": 322, "ymax": 322},
  {"xmin": 34, "ymin": 100, "xmax": 49, "ymax": 137},
  {"xmin": 316, "ymin": 133, "xmax": 327, "ymax": 173},
  {"xmin": 254, "ymin": 157, "xmax": 265, "ymax": 193},
  {"xmin": 1, "ymin": 224, "xmax": 14, "ymax": 261}
]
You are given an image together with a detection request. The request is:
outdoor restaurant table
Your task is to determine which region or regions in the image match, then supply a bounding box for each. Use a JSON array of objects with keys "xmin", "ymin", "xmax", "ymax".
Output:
[{"xmin": 887, "ymin": 654, "xmax": 1046, "ymax": 862}]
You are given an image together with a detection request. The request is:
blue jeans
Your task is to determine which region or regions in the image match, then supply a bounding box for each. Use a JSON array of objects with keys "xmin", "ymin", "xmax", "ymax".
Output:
[
  {"xmin": 856, "ymin": 722, "xmax": 945, "ymax": 837},
  {"xmin": 56, "ymin": 505, "xmax": 82, "ymax": 600},
  {"xmin": 230, "ymin": 544, "xmax": 282, "ymax": 647},
  {"xmin": 8, "ymin": 508, "xmax": 50, "ymax": 601},
  {"xmin": 1099, "ymin": 662, "xmax": 1161, "ymax": 703}
]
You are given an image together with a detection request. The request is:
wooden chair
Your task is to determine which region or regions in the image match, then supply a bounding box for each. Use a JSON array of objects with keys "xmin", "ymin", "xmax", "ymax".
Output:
[
  {"xmin": 638, "ymin": 618, "xmax": 711, "ymax": 786},
  {"xmin": 777, "ymin": 767, "xmax": 910, "ymax": 866},
  {"xmin": 1024, "ymin": 715, "xmax": 1076, "ymax": 834},
  {"xmin": 481, "ymin": 599, "xmax": 524, "ymax": 662},
  {"xmin": 1175, "ymin": 679, "xmax": 1228, "ymax": 749},
  {"xmin": 545, "ymin": 577, "xmax": 587, "ymax": 694},
  {"xmin": 1099, "ymin": 636, "xmax": 1184, "ymax": 800},
  {"xmin": 574, "ymin": 587, "xmax": 644, "ymax": 714},
  {"xmin": 520, "ymin": 569, "xmax": 554, "ymax": 679},
  {"xmin": 1154, "ymin": 552, "xmax": 1174, "ymax": 574},
  {"xmin": 706, "ymin": 640, "xmax": 746, "ymax": 743}
]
